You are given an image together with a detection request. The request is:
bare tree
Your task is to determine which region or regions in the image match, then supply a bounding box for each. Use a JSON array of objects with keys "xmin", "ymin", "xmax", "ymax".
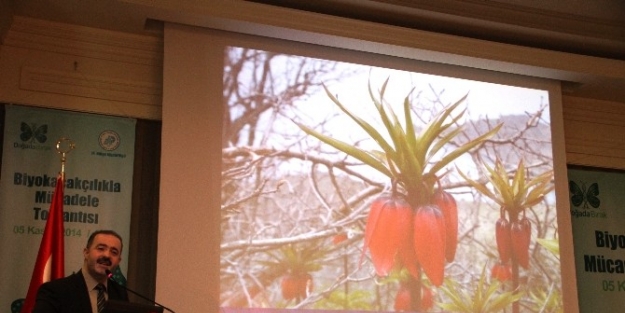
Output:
[{"xmin": 220, "ymin": 48, "xmax": 560, "ymax": 312}]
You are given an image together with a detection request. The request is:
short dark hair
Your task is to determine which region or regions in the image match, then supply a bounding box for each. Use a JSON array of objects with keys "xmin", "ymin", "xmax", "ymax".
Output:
[{"xmin": 86, "ymin": 230, "xmax": 123, "ymax": 251}]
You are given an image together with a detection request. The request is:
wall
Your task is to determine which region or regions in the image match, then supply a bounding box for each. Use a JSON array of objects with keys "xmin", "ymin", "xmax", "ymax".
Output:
[
  {"xmin": 0, "ymin": 0, "xmax": 13, "ymax": 44},
  {"xmin": 159, "ymin": 24, "xmax": 222, "ymax": 312},
  {"xmin": 0, "ymin": 16, "xmax": 163, "ymax": 120},
  {"xmin": 2, "ymin": 17, "xmax": 624, "ymax": 169},
  {"xmin": 563, "ymin": 96, "xmax": 625, "ymax": 169},
  {"xmin": 1, "ymin": 13, "xmax": 624, "ymax": 313}
]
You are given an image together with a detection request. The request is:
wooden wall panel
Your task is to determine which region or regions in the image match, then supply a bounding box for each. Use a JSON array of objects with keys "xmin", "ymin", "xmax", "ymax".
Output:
[
  {"xmin": 0, "ymin": 16, "xmax": 163, "ymax": 120},
  {"xmin": 563, "ymin": 95, "xmax": 625, "ymax": 169}
]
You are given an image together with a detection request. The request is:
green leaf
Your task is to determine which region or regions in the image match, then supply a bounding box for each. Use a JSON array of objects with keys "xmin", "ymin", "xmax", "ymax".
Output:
[
  {"xmin": 457, "ymin": 167, "xmax": 502, "ymax": 205},
  {"xmin": 417, "ymin": 95, "xmax": 467, "ymax": 163},
  {"xmin": 429, "ymin": 123, "xmax": 502, "ymax": 176},
  {"xmin": 426, "ymin": 125, "xmax": 463, "ymax": 163},
  {"xmin": 323, "ymin": 85, "xmax": 397, "ymax": 157},
  {"xmin": 537, "ymin": 237, "xmax": 560, "ymax": 256},
  {"xmin": 511, "ymin": 160, "xmax": 526, "ymax": 200},
  {"xmin": 367, "ymin": 80, "xmax": 408, "ymax": 167},
  {"xmin": 367, "ymin": 78, "xmax": 399, "ymax": 145},
  {"xmin": 403, "ymin": 91, "xmax": 418, "ymax": 149},
  {"xmin": 296, "ymin": 122, "xmax": 392, "ymax": 177}
]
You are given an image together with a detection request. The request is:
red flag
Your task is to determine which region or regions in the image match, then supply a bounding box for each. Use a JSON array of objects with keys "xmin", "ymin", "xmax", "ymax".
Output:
[{"xmin": 20, "ymin": 174, "xmax": 65, "ymax": 313}]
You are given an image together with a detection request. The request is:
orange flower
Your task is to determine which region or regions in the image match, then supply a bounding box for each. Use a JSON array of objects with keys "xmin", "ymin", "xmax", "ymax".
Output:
[
  {"xmin": 495, "ymin": 217, "xmax": 512, "ymax": 263},
  {"xmin": 421, "ymin": 286, "xmax": 434, "ymax": 310},
  {"xmin": 363, "ymin": 194, "xmax": 412, "ymax": 276},
  {"xmin": 511, "ymin": 218, "xmax": 531, "ymax": 269},
  {"xmin": 332, "ymin": 232, "xmax": 348, "ymax": 245},
  {"xmin": 394, "ymin": 283, "xmax": 434, "ymax": 311},
  {"xmin": 413, "ymin": 205, "xmax": 446, "ymax": 286},
  {"xmin": 394, "ymin": 284, "xmax": 411, "ymax": 311},
  {"xmin": 281, "ymin": 272, "xmax": 312, "ymax": 300},
  {"xmin": 433, "ymin": 190, "xmax": 458, "ymax": 262},
  {"xmin": 491, "ymin": 262, "xmax": 512, "ymax": 281}
]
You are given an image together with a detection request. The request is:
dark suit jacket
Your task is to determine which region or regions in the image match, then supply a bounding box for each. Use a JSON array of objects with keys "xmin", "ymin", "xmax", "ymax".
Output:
[{"xmin": 32, "ymin": 269, "xmax": 128, "ymax": 313}]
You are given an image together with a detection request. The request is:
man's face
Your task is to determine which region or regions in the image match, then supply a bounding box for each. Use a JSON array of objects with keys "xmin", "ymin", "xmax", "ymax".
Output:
[{"xmin": 83, "ymin": 234, "xmax": 122, "ymax": 281}]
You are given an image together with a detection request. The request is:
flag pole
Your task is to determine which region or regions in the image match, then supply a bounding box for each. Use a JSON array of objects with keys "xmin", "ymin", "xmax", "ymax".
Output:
[
  {"xmin": 56, "ymin": 137, "xmax": 75, "ymax": 180},
  {"xmin": 20, "ymin": 137, "xmax": 74, "ymax": 313}
]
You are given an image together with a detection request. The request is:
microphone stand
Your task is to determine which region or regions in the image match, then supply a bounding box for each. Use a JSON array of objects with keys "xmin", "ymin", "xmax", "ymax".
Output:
[{"xmin": 106, "ymin": 270, "xmax": 176, "ymax": 313}]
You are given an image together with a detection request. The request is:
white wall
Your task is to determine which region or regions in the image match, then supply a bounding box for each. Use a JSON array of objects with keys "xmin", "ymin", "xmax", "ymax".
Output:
[{"xmin": 158, "ymin": 23, "xmax": 222, "ymax": 312}]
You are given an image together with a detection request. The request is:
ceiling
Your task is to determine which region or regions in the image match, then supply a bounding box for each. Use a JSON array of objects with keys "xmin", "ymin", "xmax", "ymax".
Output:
[
  {"xmin": 6, "ymin": 0, "xmax": 624, "ymax": 60},
  {"xmin": 249, "ymin": 0, "xmax": 625, "ymax": 61},
  {"xmin": 3, "ymin": 0, "xmax": 625, "ymax": 101}
]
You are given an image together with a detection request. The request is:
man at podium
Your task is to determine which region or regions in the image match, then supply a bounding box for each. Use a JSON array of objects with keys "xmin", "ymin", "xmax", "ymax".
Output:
[{"xmin": 33, "ymin": 230, "xmax": 129, "ymax": 313}]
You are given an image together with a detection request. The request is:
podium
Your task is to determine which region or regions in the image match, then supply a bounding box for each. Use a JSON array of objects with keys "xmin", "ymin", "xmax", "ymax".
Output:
[{"xmin": 103, "ymin": 300, "xmax": 164, "ymax": 313}]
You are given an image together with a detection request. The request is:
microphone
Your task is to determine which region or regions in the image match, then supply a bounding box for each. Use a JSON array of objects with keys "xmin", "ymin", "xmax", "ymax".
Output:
[{"xmin": 105, "ymin": 269, "xmax": 176, "ymax": 313}]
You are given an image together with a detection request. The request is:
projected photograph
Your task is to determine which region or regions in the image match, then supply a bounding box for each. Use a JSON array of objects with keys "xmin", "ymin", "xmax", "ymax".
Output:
[{"xmin": 220, "ymin": 46, "xmax": 560, "ymax": 313}]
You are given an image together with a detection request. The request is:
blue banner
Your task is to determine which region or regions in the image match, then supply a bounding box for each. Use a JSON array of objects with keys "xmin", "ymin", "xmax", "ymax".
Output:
[
  {"xmin": 0, "ymin": 105, "xmax": 136, "ymax": 312},
  {"xmin": 569, "ymin": 167, "xmax": 625, "ymax": 312}
]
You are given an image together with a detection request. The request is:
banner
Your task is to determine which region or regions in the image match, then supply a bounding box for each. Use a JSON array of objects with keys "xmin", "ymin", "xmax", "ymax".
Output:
[
  {"xmin": 568, "ymin": 167, "xmax": 625, "ymax": 312},
  {"xmin": 0, "ymin": 105, "xmax": 136, "ymax": 312}
]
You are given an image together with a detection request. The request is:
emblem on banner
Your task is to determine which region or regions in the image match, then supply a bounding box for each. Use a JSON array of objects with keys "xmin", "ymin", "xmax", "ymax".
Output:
[
  {"xmin": 569, "ymin": 181, "xmax": 601, "ymax": 209},
  {"xmin": 98, "ymin": 130, "xmax": 121, "ymax": 151},
  {"xmin": 20, "ymin": 122, "xmax": 48, "ymax": 143}
]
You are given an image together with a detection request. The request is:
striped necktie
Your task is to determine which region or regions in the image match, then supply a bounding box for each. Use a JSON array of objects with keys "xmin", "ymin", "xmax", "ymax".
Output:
[{"xmin": 96, "ymin": 283, "xmax": 106, "ymax": 313}]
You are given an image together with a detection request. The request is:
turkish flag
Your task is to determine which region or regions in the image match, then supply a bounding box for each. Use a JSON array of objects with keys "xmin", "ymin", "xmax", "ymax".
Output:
[{"xmin": 20, "ymin": 174, "xmax": 65, "ymax": 313}]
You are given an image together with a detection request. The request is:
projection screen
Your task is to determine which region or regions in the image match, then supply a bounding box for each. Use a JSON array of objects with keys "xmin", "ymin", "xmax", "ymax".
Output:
[{"xmin": 160, "ymin": 25, "xmax": 574, "ymax": 313}]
